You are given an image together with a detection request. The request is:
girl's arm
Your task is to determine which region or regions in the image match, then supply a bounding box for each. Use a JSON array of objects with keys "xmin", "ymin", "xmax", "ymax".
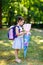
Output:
[{"xmin": 16, "ymin": 27, "xmax": 26, "ymax": 36}]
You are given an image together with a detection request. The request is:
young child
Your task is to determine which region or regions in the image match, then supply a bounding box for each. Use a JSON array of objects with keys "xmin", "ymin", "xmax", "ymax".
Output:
[{"xmin": 12, "ymin": 16, "xmax": 27, "ymax": 63}]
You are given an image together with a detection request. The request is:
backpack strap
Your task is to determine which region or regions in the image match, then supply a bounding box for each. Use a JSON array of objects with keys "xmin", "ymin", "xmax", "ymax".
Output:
[
  {"xmin": 13, "ymin": 26, "xmax": 20, "ymax": 39},
  {"xmin": 16, "ymin": 26, "xmax": 20, "ymax": 33}
]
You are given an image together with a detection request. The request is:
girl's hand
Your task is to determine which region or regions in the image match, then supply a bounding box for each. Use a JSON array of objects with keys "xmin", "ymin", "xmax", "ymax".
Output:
[
  {"xmin": 24, "ymin": 31, "xmax": 27, "ymax": 34},
  {"xmin": 24, "ymin": 31, "xmax": 31, "ymax": 35},
  {"xmin": 21, "ymin": 31, "xmax": 26, "ymax": 35},
  {"xmin": 27, "ymin": 31, "xmax": 31, "ymax": 35}
]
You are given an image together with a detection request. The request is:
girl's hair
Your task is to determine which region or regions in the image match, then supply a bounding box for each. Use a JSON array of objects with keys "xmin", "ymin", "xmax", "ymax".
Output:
[{"xmin": 17, "ymin": 16, "xmax": 24, "ymax": 22}]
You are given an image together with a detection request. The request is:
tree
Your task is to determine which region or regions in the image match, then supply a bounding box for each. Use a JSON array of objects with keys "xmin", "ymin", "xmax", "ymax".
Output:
[
  {"xmin": 0, "ymin": 1, "xmax": 2, "ymax": 28},
  {"xmin": 7, "ymin": 7, "xmax": 14, "ymax": 27},
  {"xmin": 2, "ymin": 0, "xmax": 43, "ymax": 27}
]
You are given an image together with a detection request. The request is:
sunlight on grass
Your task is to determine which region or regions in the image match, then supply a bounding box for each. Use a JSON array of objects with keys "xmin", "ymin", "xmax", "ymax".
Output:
[
  {"xmin": 27, "ymin": 61, "xmax": 43, "ymax": 65},
  {"xmin": 39, "ymin": 40, "xmax": 43, "ymax": 42},
  {"xmin": 0, "ymin": 60, "xmax": 7, "ymax": 65},
  {"xmin": 0, "ymin": 40, "xmax": 12, "ymax": 46},
  {"xmin": 0, "ymin": 41, "xmax": 3, "ymax": 43},
  {"xmin": 39, "ymin": 46, "xmax": 43, "ymax": 49},
  {"xmin": 31, "ymin": 34, "xmax": 43, "ymax": 45},
  {"xmin": 33, "ymin": 29, "xmax": 43, "ymax": 32},
  {"xmin": 1, "ymin": 52, "xmax": 10, "ymax": 56}
]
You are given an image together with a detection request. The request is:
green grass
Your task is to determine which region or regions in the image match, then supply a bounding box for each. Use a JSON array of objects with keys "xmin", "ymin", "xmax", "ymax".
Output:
[{"xmin": 0, "ymin": 28, "xmax": 43, "ymax": 65}]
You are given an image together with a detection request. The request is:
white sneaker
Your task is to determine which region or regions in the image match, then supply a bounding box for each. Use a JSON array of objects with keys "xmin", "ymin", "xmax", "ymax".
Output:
[{"xmin": 15, "ymin": 59, "xmax": 21, "ymax": 63}]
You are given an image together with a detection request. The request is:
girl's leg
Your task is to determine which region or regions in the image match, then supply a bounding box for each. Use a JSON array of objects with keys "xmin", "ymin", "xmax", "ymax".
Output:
[
  {"xmin": 14, "ymin": 49, "xmax": 21, "ymax": 63},
  {"xmin": 15, "ymin": 49, "xmax": 19, "ymax": 59}
]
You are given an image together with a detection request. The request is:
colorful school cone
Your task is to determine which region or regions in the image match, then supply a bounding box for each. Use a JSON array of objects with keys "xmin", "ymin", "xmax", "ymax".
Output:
[{"xmin": 24, "ymin": 34, "xmax": 30, "ymax": 58}]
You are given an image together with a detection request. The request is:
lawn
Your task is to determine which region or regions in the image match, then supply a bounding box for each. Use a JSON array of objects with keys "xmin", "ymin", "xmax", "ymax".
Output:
[{"xmin": 0, "ymin": 28, "xmax": 43, "ymax": 65}]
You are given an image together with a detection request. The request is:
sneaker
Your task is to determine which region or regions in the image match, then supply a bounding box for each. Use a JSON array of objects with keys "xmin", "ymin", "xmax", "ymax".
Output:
[{"xmin": 15, "ymin": 58, "xmax": 21, "ymax": 63}]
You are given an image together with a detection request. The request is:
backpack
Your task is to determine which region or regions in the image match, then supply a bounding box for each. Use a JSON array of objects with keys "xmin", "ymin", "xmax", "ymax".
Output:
[{"xmin": 8, "ymin": 25, "xmax": 20, "ymax": 40}]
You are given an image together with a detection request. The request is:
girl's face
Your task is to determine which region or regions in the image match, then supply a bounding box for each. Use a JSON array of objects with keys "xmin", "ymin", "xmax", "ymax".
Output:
[{"xmin": 19, "ymin": 20, "xmax": 24, "ymax": 26}]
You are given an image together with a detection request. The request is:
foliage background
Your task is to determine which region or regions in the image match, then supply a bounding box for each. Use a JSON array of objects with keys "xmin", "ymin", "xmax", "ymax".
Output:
[{"xmin": 2, "ymin": 0, "xmax": 43, "ymax": 27}]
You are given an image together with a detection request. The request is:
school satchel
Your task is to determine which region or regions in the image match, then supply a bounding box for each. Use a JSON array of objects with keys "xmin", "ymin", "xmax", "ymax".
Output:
[{"xmin": 8, "ymin": 25, "xmax": 20, "ymax": 40}]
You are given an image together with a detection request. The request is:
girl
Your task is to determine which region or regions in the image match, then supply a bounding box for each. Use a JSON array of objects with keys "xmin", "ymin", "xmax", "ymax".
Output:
[{"xmin": 12, "ymin": 16, "xmax": 27, "ymax": 63}]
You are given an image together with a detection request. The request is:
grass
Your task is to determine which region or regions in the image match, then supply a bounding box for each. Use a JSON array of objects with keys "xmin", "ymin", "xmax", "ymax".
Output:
[{"xmin": 0, "ymin": 28, "xmax": 43, "ymax": 65}]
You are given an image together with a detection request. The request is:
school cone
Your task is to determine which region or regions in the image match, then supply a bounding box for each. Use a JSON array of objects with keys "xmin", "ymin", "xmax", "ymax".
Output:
[{"xmin": 24, "ymin": 34, "xmax": 30, "ymax": 58}]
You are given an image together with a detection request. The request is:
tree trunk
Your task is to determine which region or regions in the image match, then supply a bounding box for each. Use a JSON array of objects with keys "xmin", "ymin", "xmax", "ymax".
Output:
[
  {"xmin": 0, "ymin": 1, "xmax": 2, "ymax": 28},
  {"xmin": 27, "ymin": 7, "xmax": 31, "ymax": 23}
]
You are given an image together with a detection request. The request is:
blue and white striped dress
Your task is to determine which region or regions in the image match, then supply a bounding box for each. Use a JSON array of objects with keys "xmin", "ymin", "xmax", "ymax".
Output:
[{"xmin": 12, "ymin": 26, "xmax": 23, "ymax": 49}]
